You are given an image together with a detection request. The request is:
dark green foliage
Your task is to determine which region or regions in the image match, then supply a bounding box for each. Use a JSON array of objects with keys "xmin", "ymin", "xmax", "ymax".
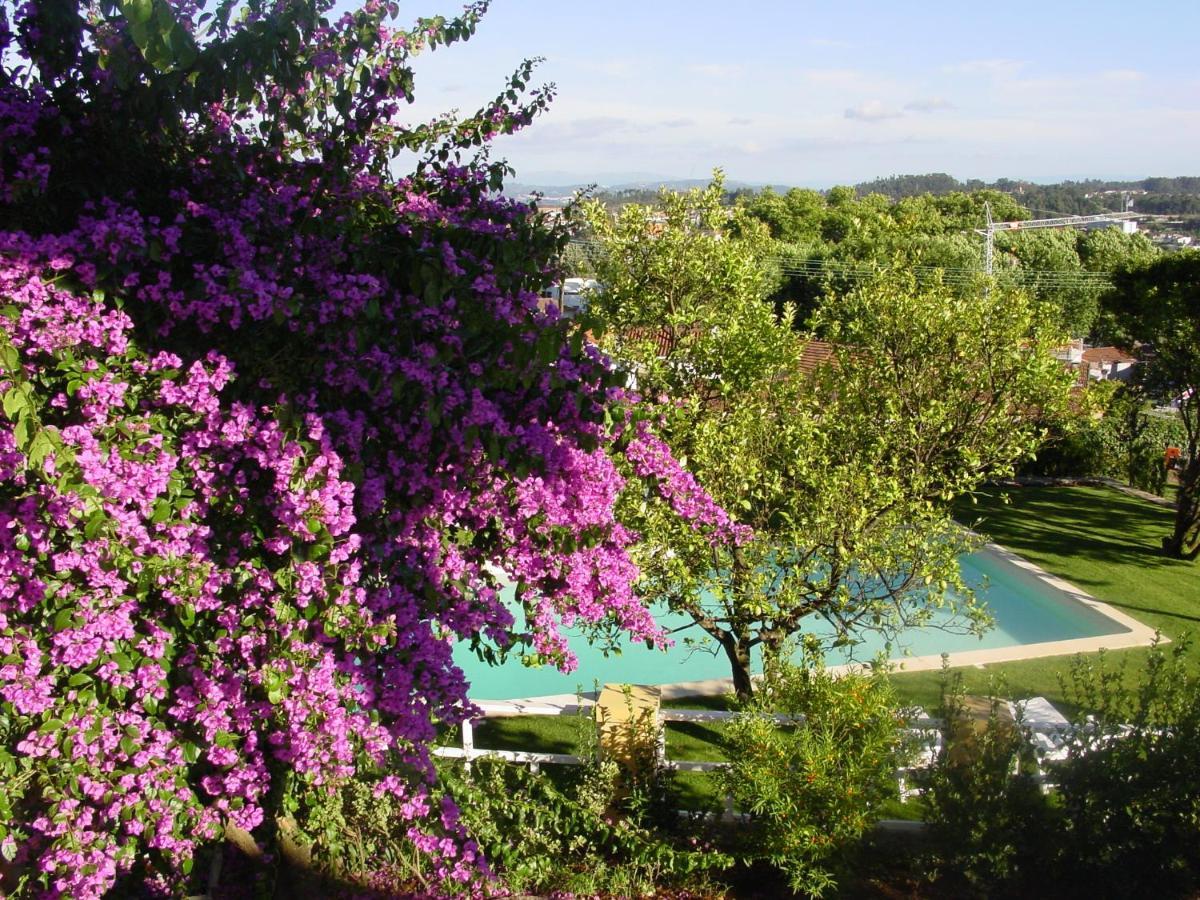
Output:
[
  {"xmin": 287, "ymin": 710, "xmax": 730, "ymax": 897},
  {"xmin": 1055, "ymin": 638, "xmax": 1200, "ymax": 897},
  {"xmin": 1024, "ymin": 383, "xmax": 1186, "ymax": 494},
  {"xmin": 440, "ymin": 758, "xmax": 728, "ymax": 897},
  {"xmin": 853, "ymin": 173, "xmax": 964, "ymax": 198},
  {"xmin": 919, "ymin": 641, "xmax": 1200, "ymax": 898},
  {"xmin": 917, "ymin": 672, "xmax": 1056, "ymax": 895},
  {"xmin": 1105, "ymin": 252, "xmax": 1200, "ymax": 558}
]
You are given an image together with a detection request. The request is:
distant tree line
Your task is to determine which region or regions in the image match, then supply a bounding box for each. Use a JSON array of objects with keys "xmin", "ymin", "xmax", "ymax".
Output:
[
  {"xmin": 853, "ymin": 174, "xmax": 1200, "ymax": 216},
  {"xmin": 733, "ymin": 185, "xmax": 1159, "ymax": 338}
]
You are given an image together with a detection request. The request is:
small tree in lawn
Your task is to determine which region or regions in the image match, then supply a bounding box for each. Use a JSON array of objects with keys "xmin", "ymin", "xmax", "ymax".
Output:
[
  {"xmin": 586, "ymin": 182, "xmax": 1073, "ymax": 698},
  {"xmin": 1105, "ymin": 251, "xmax": 1200, "ymax": 560},
  {"xmin": 719, "ymin": 645, "xmax": 905, "ymax": 897}
]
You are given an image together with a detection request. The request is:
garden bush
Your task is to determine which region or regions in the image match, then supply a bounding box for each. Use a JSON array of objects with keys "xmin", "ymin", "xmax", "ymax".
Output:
[
  {"xmin": 920, "ymin": 642, "xmax": 1200, "ymax": 898},
  {"xmin": 0, "ymin": 1, "xmax": 737, "ymax": 894},
  {"xmin": 1055, "ymin": 637, "xmax": 1200, "ymax": 897},
  {"xmin": 718, "ymin": 646, "xmax": 907, "ymax": 898},
  {"xmin": 1025, "ymin": 382, "xmax": 1185, "ymax": 494},
  {"xmin": 281, "ymin": 703, "xmax": 729, "ymax": 897},
  {"xmin": 917, "ymin": 672, "xmax": 1056, "ymax": 896}
]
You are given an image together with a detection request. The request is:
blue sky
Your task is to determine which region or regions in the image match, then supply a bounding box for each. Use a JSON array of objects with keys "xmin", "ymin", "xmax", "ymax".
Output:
[{"xmin": 400, "ymin": 0, "xmax": 1200, "ymax": 186}]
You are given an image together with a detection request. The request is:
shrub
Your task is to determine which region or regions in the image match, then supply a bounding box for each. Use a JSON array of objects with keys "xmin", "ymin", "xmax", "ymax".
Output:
[
  {"xmin": 0, "ymin": 1, "xmax": 736, "ymax": 894},
  {"xmin": 718, "ymin": 647, "xmax": 907, "ymax": 898},
  {"xmin": 1025, "ymin": 383, "xmax": 1185, "ymax": 494},
  {"xmin": 917, "ymin": 670, "xmax": 1056, "ymax": 895},
  {"xmin": 1055, "ymin": 637, "xmax": 1200, "ymax": 897},
  {"xmin": 285, "ymin": 705, "xmax": 729, "ymax": 897}
]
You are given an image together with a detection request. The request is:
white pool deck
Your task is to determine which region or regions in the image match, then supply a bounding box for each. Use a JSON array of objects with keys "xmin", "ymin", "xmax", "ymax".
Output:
[{"xmin": 486, "ymin": 540, "xmax": 1162, "ymax": 706}]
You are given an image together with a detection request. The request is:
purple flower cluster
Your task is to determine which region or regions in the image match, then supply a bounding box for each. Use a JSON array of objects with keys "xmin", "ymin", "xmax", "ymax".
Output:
[
  {"xmin": 0, "ymin": 1, "xmax": 744, "ymax": 894},
  {"xmin": 0, "ymin": 84, "xmax": 52, "ymax": 203},
  {"xmin": 626, "ymin": 425, "xmax": 753, "ymax": 547}
]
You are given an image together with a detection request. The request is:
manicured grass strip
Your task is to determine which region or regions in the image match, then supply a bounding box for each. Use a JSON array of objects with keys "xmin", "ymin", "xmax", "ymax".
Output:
[
  {"xmin": 469, "ymin": 712, "xmax": 729, "ymax": 764},
  {"xmin": 472, "ymin": 714, "xmax": 583, "ymax": 754},
  {"xmin": 672, "ymin": 771, "xmax": 724, "ymax": 810}
]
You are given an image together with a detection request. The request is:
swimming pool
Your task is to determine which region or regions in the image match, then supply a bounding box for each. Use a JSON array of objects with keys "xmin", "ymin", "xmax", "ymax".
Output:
[{"xmin": 452, "ymin": 543, "xmax": 1157, "ymax": 701}]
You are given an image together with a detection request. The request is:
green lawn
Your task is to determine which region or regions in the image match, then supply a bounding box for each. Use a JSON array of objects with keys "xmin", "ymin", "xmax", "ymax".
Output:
[{"xmin": 888, "ymin": 484, "xmax": 1197, "ymax": 715}]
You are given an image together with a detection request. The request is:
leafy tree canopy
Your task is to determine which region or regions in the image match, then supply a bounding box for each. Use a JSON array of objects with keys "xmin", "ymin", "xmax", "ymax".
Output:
[
  {"xmin": 1105, "ymin": 251, "xmax": 1200, "ymax": 559},
  {"xmin": 584, "ymin": 177, "xmax": 1073, "ymax": 698}
]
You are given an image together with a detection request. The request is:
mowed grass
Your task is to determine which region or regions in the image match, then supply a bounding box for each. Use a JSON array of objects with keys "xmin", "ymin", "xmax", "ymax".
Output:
[
  {"xmin": 888, "ymin": 484, "xmax": 1198, "ymax": 715},
  {"xmin": 461, "ymin": 705, "xmax": 729, "ymax": 812},
  {"xmin": 466, "ymin": 705, "xmax": 727, "ymax": 762}
]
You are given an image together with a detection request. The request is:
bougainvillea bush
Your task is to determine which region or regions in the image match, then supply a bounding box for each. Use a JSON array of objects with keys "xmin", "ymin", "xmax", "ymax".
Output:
[{"xmin": 0, "ymin": 1, "xmax": 736, "ymax": 894}]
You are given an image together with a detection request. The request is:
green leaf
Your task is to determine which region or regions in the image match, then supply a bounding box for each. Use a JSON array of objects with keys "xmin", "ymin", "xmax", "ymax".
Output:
[
  {"xmin": 0, "ymin": 342, "xmax": 19, "ymax": 374},
  {"xmin": 120, "ymin": 0, "xmax": 154, "ymax": 26},
  {"xmin": 150, "ymin": 499, "xmax": 173, "ymax": 524},
  {"xmin": 27, "ymin": 429, "xmax": 54, "ymax": 468},
  {"xmin": 2, "ymin": 387, "xmax": 27, "ymax": 420},
  {"xmin": 84, "ymin": 511, "xmax": 107, "ymax": 540},
  {"xmin": 12, "ymin": 416, "xmax": 29, "ymax": 451}
]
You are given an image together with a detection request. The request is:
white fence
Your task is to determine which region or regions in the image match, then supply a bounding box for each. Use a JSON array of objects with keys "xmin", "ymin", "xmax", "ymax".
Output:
[{"xmin": 432, "ymin": 697, "xmax": 1073, "ymax": 812}]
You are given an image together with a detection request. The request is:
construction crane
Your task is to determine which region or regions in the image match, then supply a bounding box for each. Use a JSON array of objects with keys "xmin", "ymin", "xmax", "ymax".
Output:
[{"xmin": 976, "ymin": 202, "xmax": 1138, "ymax": 275}]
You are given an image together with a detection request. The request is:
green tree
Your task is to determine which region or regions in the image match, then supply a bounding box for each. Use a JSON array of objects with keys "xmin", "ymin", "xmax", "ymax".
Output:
[
  {"xmin": 997, "ymin": 229, "xmax": 1101, "ymax": 337},
  {"xmin": 585, "ymin": 180, "xmax": 1072, "ymax": 698},
  {"xmin": 1099, "ymin": 384, "xmax": 1183, "ymax": 495},
  {"xmin": 581, "ymin": 172, "xmax": 792, "ymax": 410},
  {"xmin": 1106, "ymin": 251, "xmax": 1200, "ymax": 559}
]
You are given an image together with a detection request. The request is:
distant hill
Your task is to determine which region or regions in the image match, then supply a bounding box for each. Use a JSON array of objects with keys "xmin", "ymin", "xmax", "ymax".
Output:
[
  {"xmin": 853, "ymin": 173, "xmax": 1200, "ymax": 216},
  {"xmin": 504, "ymin": 172, "xmax": 1200, "ymax": 219},
  {"xmin": 503, "ymin": 177, "xmax": 794, "ymax": 202}
]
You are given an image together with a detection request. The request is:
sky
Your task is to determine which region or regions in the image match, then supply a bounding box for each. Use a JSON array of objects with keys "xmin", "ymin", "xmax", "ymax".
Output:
[{"xmin": 396, "ymin": 0, "xmax": 1200, "ymax": 188}]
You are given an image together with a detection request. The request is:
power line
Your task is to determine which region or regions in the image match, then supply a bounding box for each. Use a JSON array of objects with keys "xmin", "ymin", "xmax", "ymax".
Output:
[{"xmin": 975, "ymin": 203, "xmax": 1135, "ymax": 276}]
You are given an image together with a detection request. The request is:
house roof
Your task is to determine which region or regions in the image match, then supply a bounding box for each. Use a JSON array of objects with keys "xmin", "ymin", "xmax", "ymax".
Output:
[
  {"xmin": 1082, "ymin": 346, "xmax": 1137, "ymax": 364},
  {"xmin": 798, "ymin": 340, "xmax": 835, "ymax": 375},
  {"xmin": 616, "ymin": 324, "xmax": 709, "ymax": 358}
]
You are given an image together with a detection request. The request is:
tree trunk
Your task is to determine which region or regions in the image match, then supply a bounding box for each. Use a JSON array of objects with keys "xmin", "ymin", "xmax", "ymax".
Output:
[
  {"xmin": 721, "ymin": 634, "xmax": 755, "ymax": 702},
  {"xmin": 1163, "ymin": 455, "xmax": 1200, "ymax": 561}
]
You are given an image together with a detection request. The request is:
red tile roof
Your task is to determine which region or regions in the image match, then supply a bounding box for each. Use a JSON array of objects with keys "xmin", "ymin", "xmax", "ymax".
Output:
[
  {"xmin": 616, "ymin": 324, "xmax": 706, "ymax": 358},
  {"xmin": 1082, "ymin": 346, "xmax": 1136, "ymax": 364},
  {"xmin": 798, "ymin": 340, "xmax": 835, "ymax": 375}
]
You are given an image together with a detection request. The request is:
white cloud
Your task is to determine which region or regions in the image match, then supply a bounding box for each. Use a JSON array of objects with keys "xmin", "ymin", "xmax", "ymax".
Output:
[
  {"xmin": 941, "ymin": 58, "xmax": 1025, "ymax": 77},
  {"xmin": 904, "ymin": 97, "xmax": 955, "ymax": 112},
  {"xmin": 844, "ymin": 100, "xmax": 904, "ymax": 122}
]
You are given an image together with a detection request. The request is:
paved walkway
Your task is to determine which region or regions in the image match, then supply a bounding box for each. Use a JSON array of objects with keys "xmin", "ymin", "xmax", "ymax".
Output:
[{"xmin": 991, "ymin": 475, "xmax": 1176, "ymax": 509}]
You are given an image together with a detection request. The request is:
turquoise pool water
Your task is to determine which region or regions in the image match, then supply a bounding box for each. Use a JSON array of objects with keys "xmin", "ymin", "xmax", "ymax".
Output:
[{"xmin": 452, "ymin": 548, "xmax": 1127, "ymax": 700}]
